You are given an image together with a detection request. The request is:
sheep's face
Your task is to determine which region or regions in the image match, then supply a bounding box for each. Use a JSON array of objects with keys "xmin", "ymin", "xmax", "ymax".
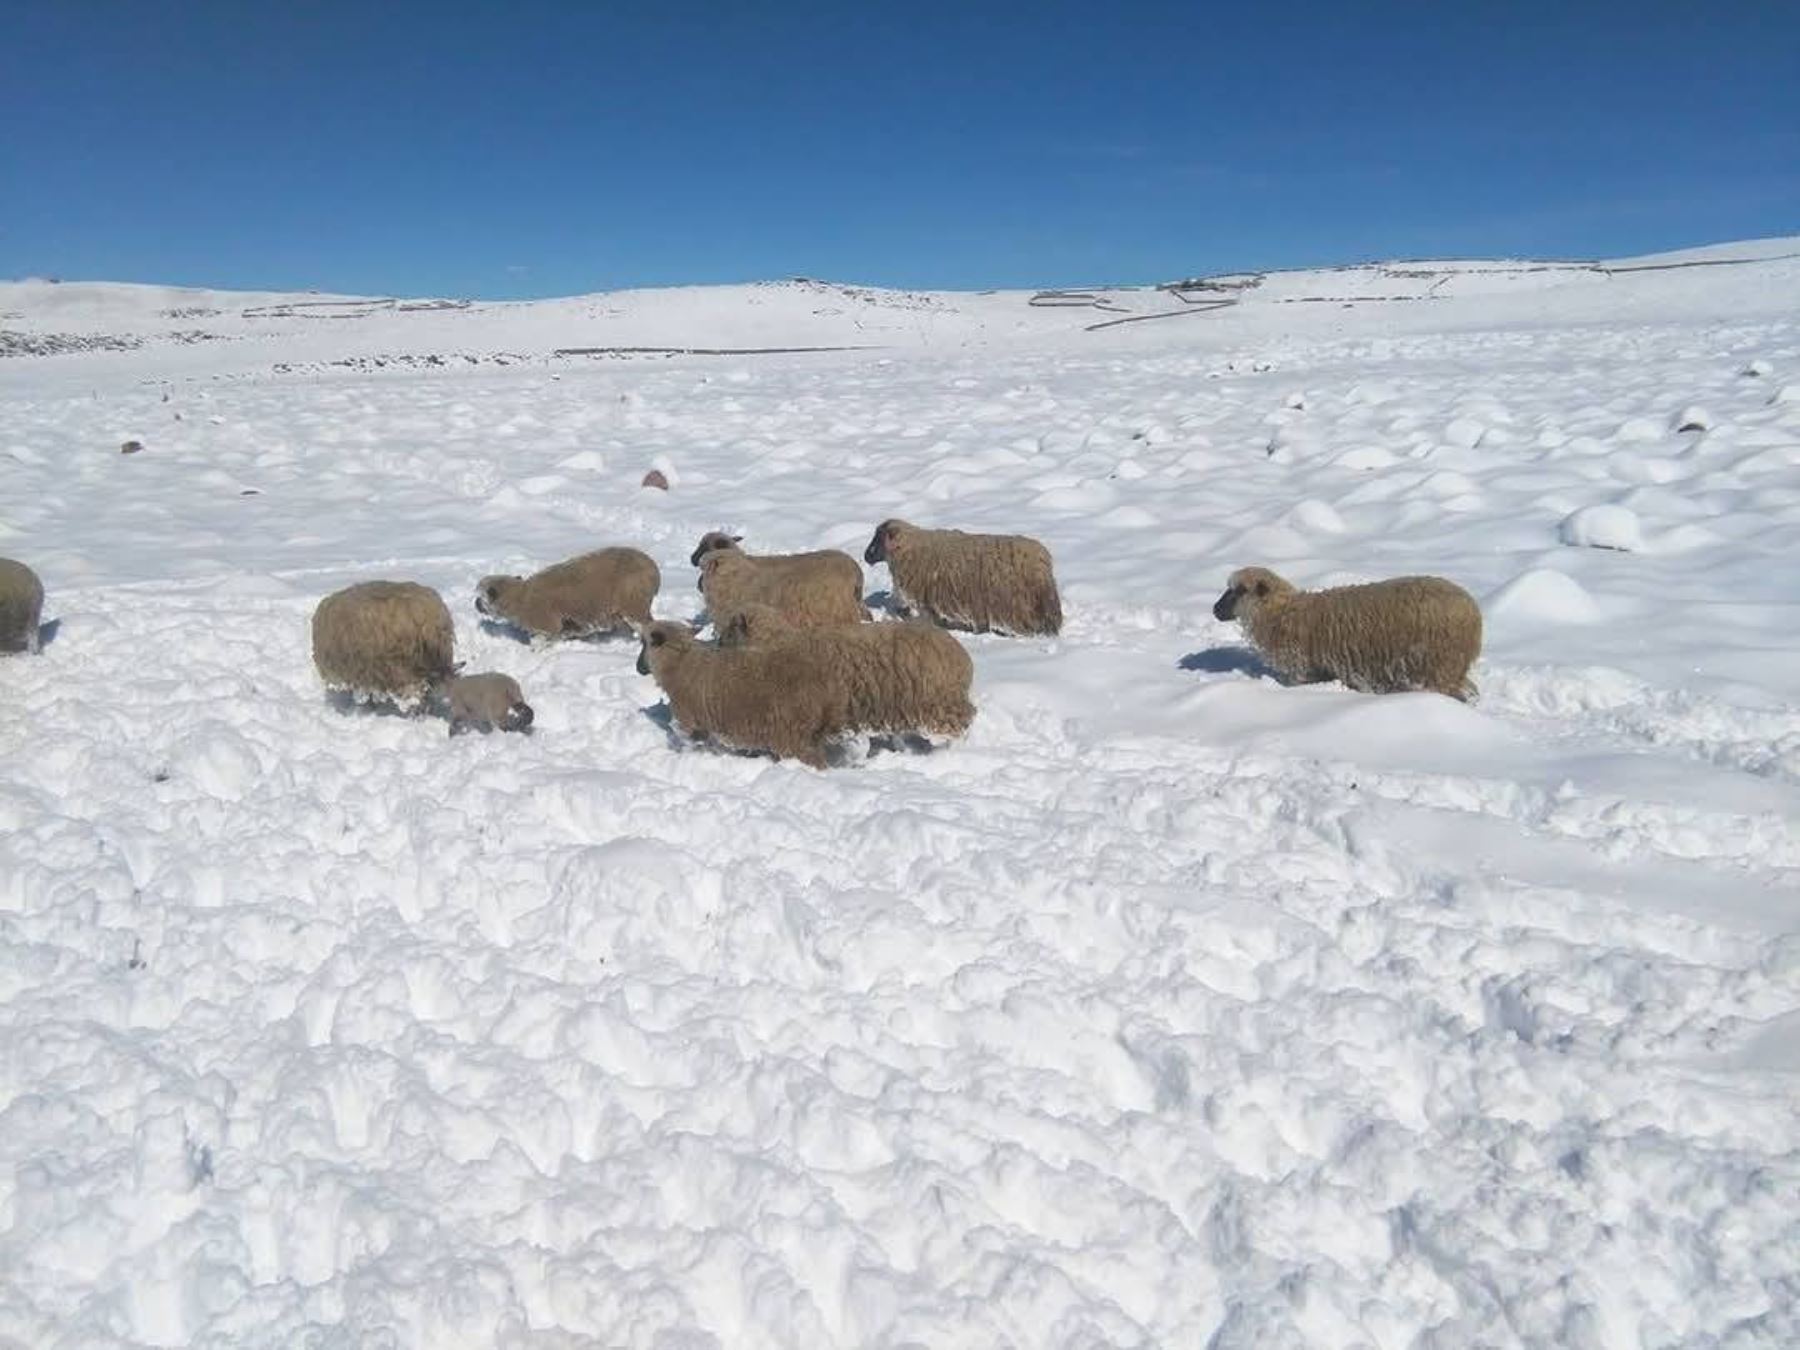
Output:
[
  {"xmin": 864, "ymin": 520, "xmax": 906, "ymax": 565},
  {"xmin": 475, "ymin": 576, "xmax": 521, "ymax": 618},
  {"xmin": 636, "ymin": 620, "xmax": 686, "ymax": 675},
  {"xmin": 1213, "ymin": 567, "xmax": 1291, "ymax": 621},
  {"xmin": 689, "ymin": 531, "xmax": 743, "ymax": 567}
]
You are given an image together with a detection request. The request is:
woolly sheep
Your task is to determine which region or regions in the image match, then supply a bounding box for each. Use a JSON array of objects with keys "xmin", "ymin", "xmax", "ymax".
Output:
[
  {"xmin": 0, "ymin": 558, "xmax": 45, "ymax": 655},
  {"xmin": 691, "ymin": 532, "xmax": 868, "ymax": 632},
  {"xmin": 719, "ymin": 602, "xmax": 975, "ymax": 741},
  {"xmin": 636, "ymin": 619, "xmax": 847, "ymax": 768},
  {"xmin": 476, "ymin": 547, "xmax": 659, "ymax": 640},
  {"xmin": 863, "ymin": 518, "xmax": 1062, "ymax": 637},
  {"xmin": 1211, "ymin": 566, "xmax": 1482, "ymax": 701},
  {"xmin": 440, "ymin": 671, "xmax": 534, "ymax": 736},
  {"xmin": 312, "ymin": 580, "xmax": 457, "ymax": 708}
]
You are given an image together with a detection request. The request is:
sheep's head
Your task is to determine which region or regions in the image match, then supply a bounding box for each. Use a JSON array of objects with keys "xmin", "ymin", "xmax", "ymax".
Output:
[
  {"xmin": 636, "ymin": 619, "xmax": 696, "ymax": 675},
  {"xmin": 689, "ymin": 531, "xmax": 743, "ymax": 567},
  {"xmin": 1213, "ymin": 566, "xmax": 1292, "ymax": 621},
  {"xmin": 475, "ymin": 575, "xmax": 522, "ymax": 618},
  {"xmin": 864, "ymin": 519, "xmax": 910, "ymax": 565}
]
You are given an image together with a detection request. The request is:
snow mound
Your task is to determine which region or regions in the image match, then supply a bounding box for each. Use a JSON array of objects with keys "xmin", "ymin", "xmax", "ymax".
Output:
[
  {"xmin": 1559, "ymin": 504, "xmax": 1645, "ymax": 552},
  {"xmin": 1287, "ymin": 498, "xmax": 1348, "ymax": 533},
  {"xmin": 1485, "ymin": 568, "xmax": 1605, "ymax": 624}
]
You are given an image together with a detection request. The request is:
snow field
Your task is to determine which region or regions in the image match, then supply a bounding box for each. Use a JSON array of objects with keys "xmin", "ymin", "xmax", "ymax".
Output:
[{"xmin": 1, "ymin": 252, "xmax": 1798, "ymax": 1346}]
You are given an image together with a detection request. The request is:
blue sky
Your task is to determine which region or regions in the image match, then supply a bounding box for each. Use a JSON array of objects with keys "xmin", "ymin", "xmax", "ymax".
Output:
[{"xmin": 3, "ymin": 3, "xmax": 1795, "ymax": 297}]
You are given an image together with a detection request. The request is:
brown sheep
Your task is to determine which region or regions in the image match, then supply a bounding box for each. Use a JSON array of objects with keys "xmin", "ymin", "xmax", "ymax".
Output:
[
  {"xmin": 0, "ymin": 558, "xmax": 45, "ymax": 655},
  {"xmin": 441, "ymin": 672, "xmax": 534, "ymax": 736},
  {"xmin": 694, "ymin": 536, "xmax": 868, "ymax": 633},
  {"xmin": 635, "ymin": 619, "xmax": 850, "ymax": 769},
  {"xmin": 312, "ymin": 580, "xmax": 457, "ymax": 708},
  {"xmin": 719, "ymin": 602, "xmax": 975, "ymax": 740},
  {"xmin": 476, "ymin": 547, "xmax": 659, "ymax": 640},
  {"xmin": 863, "ymin": 519, "xmax": 1062, "ymax": 637},
  {"xmin": 1212, "ymin": 566, "xmax": 1482, "ymax": 701}
]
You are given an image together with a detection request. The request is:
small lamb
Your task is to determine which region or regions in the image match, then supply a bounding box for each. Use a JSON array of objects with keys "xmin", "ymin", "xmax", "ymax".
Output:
[{"xmin": 441, "ymin": 672, "xmax": 534, "ymax": 736}]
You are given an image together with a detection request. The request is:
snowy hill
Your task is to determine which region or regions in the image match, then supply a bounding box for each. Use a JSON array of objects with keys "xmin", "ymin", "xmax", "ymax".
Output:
[
  {"xmin": 6, "ymin": 235, "xmax": 1796, "ymax": 378},
  {"xmin": 1, "ymin": 239, "xmax": 1798, "ymax": 1346}
]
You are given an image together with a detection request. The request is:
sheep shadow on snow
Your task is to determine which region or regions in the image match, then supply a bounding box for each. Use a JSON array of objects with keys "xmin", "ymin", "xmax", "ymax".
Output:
[
  {"xmin": 1178, "ymin": 645, "xmax": 1282, "ymax": 681},
  {"xmin": 33, "ymin": 618, "xmax": 62, "ymax": 649}
]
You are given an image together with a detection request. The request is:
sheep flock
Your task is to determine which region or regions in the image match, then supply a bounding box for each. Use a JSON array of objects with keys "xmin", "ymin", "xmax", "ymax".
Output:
[{"xmin": 4, "ymin": 520, "xmax": 1486, "ymax": 768}]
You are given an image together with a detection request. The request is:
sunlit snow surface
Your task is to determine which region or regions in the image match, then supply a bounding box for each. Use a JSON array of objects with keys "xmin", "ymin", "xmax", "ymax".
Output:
[{"xmin": 2, "ymin": 246, "xmax": 1798, "ymax": 1347}]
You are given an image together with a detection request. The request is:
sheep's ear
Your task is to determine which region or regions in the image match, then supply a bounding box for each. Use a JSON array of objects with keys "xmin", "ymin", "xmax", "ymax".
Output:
[{"xmin": 649, "ymin": 629, "xmax": 667, "ymax": 647}]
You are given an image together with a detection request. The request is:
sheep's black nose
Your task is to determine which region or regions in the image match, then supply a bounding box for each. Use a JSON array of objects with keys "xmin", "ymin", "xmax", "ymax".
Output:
[
  {"xmin": 1212, "ymin": 592, "xmax": 1237, "ymax": 621},
  {"xmin": 507, "ymin": 703, "xmax": 534, "ymax": 730},
  {"xmin": 863, "ymin": 542, "xmax": 880, "ymax": 564},
  {"xmin": 636, "ymin": 648, "xmax": 650, "ymax": 676}
]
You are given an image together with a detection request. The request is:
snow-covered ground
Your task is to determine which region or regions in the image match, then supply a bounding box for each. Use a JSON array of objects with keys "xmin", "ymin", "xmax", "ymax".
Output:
[{"xmin": 2, "ymin": 241, "xmax": 1798, "ymax": 1347}]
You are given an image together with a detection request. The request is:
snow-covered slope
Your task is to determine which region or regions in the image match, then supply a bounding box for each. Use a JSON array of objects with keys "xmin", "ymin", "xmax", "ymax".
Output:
[{"xmin": 1, "ymin": 241, "xmax": 1797, "ymax": 1347}]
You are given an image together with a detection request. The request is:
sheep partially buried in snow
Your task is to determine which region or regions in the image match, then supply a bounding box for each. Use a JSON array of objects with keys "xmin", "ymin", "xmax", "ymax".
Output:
[
  {"xmin": 438, "ymin": 672, "xmax": 534, "ymax": 736},
  {"xmin": 863, "ymin": 518, "xmax": 1062, "ymax": 636},
  {"xmin": 719, "ymin": 602, "xmax": 975, "ymax": 742},
  {"xmin": 1212, "ymin": 566, "xmax": 1482, "ymax": 701},
  {"xmin": 476, "ymin": 547, "xmax": 659, "ymax": 640},
  {"xmin": 690, "ymin": 531, "xmax": 867, "ymax": 632},
  {"xmin": 312, "ymin": 580, "xmax": 457, "ymax": 709},
  {"xmin": 636, "ymin": 610, "xmax": 971, "ymax": 768},
  {"xmin": 0, "ymin": 558, "xmax": 45, "ymax": 654}
]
